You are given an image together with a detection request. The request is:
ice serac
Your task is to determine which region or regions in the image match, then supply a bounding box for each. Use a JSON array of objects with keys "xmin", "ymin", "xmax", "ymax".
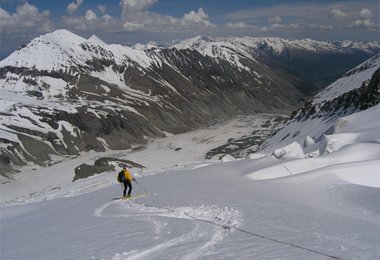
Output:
[{"xmin": 1, "ymin": 30, "xmax": 379, "ymax": 175}]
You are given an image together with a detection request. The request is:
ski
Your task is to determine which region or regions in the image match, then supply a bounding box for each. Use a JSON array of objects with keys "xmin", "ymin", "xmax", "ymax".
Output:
[{"xmin": 112, "ymin": 193, "xmax": 147, "ymax": 201}]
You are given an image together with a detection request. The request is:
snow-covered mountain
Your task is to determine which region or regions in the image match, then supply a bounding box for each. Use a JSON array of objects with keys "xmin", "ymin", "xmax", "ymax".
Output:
[
  {"xmin": 172, "ymin": 35, "xmax": 379, "ymax": 59},
  {"xmin": 172, "ymin": 35, "xmax": 380, "ymax": 90},
  {"xmin": 1, "ymin": 29, "xmax": 379, "ymax": 174},
  {"xmin": 258, "ymin": 54, "xmax": 380, "ymax": 154},
  {"xmin": 173, "ymin": 35, "xmax": 379, "ymax": 54}
]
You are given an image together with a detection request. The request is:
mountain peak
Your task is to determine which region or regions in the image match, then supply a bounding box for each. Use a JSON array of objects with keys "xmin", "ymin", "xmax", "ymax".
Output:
[
  {"xmin": 192, "ymin": 35, "xmax": 213, "ymax": 42},
  {"xmin": 47, "ymin": 29, "xmax": 85, "ymax": 40},
  {"xmin": 133, "ymin": 41, "xmax": 159, "ymax": 50},
  {"xmin": 171, "ymin": 35, "xmax": 213, "ymax": 50},
  {"xmin": 39, "ymin": 29, "xmax": 87, "ymax": 47},
  {"xmin": 88, "ymin": 34, "xmax": 106, "ymax": 46}
]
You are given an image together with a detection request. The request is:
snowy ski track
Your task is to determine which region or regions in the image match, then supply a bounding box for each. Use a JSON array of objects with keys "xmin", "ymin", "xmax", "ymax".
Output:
[
  {"xmin": 95, "ymin": 198, "xmax": 342, "ymax": 260},
  {"xmin": 94, "ymin": 198, "xmax": 241, "ymax": 260}
]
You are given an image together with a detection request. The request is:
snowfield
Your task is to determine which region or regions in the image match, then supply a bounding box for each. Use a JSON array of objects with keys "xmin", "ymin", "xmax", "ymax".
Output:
[{"xmin": 1, "ymin": 105, "xmax": 380, "ymax": 259}]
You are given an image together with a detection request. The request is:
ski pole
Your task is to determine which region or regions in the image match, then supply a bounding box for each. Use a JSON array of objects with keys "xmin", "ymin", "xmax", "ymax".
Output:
[{"xmin": 134, "ymin": 179, "xmax": 148, "ymax": 194}]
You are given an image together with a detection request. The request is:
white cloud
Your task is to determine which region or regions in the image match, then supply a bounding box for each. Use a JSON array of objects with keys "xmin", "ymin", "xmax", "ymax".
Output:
[
  {"xmin": 270, "ymin": 23, "xmax": 285, "ymax": 30},
  {"xmin": 226, "ymin": 20, "xmax": 319, "ymax": 33},
  {"xmin": 350, "ymin": 19, "xmax": 376, "ymax": 29},
  {"xmin": 226, "ymin": 22, "xmax": 256, "ymax": 29},
  {"xmin": 120, "ymin": 0, "xmax": 157, "ymax": 14},
  {"xmin": 240, "ymin": 21, "xmax": 334, "ymax": 33},
  {"xmin": 123, "ymin": 21, "xmax": 144, "ymax": 31},
  {"xmin": 0, "ymin": 7, "xmax": 11, "ymax": 19},
  {"xmin": 0, "ymin": 2, "xmax": 51, "ymax": 33},
  {"xmin": 85, "ymin": 9, "xmax": 97, "ymax": 21},
  {"xmin": 61, "ymin": 14, "xmax": 116, "ymax": 31},
  {"xmin": 119, "ymin": 0, "xmax": 174, "ymax": 32},
  {"xmin": 330, "ymin": 8, "xmax": 347, "ymax": 18},
  {"xmin": 308, "ymin": 24, "xmax": 334, "ymax": 30},
  {"xmin": 268, "ymin": 16, "xmax": 282, "ymax": 23},
  {"xmin": 102, "ymin": 14, "xmax": 112, "ymax": 22},
  {"xmin": 225, "ymin": 3, "xmax": 326, "ymax": 21},
  {"xmin": 0, "ymin": 2, "xmax": 52, "ymax": 55},
  {"xmin": 61, "ymin": 7, "xmax": 117, "ymax": 31},
  {"xmin": 259, "ymin": 23, "xmax": 286, "ymax": 32},
  {"xmin": 223, "ymin": 1, "xmax": 378, "ymax": 39},
  {"xmin": 360, "ymin": 8, "xmax": 372, "ymax": 18},
  {"xmin": 289, "ymin": 23, "xmax": 300, "ymax": 29},
  {"xmin": 61, "ymin": 16, "xmax": 86, "ymax": 30},
  {"xmin": 120, "ymin": 11, "xmax": 174, "ymax": 32},
  {"xmin": 67, "ymin": 0, "xmax": 84, "ymax": 15},
  {"xmin": 181, "ymin": 8, "xmax": 216, "ymax": 27},
  {"xmin": 118, "ymin": 2, "xmax": 215, "ymax": 33},
  {"xmin": 97, "ymin": 5, "xmax": 107, "ymax": 14}
]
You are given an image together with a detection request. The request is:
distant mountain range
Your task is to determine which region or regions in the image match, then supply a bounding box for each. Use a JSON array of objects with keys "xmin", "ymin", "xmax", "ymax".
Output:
[
  {"xmin": 0, "ymin": 29, "xmax": 379, "ymax": 175},
  {"xmin": 172, "ymin": 35, "xmax": 380, "ymax": 91}
]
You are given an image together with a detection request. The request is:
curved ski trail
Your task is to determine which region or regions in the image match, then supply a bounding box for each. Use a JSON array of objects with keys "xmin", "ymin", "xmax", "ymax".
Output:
[{"xmin": 94, "ymin": 198, "xmax": 242, "ymax": 259}]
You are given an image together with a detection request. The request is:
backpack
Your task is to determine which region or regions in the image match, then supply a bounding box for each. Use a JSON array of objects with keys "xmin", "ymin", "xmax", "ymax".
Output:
[{"xmin": 117, "ymin": 170, "xmax": 126, "ymax": 183}]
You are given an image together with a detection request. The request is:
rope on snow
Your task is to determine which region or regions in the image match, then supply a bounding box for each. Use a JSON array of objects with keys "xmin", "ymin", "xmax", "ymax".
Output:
[{"xmin": 131, "ymin": 199, "xmax": 343, "ymax": 260}]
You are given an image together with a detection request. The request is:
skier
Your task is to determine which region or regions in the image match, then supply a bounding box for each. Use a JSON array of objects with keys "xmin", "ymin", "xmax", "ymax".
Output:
[{"xmin": 117, "ymin": 165, "xmax": 135, "ymax": 198}]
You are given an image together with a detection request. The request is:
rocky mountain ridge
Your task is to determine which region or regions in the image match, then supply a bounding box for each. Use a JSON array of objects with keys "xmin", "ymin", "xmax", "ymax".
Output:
[
  {"xmin": 172, "ymin": 35, "xmax": 380, "ymax": 90},
  {"xmin": 258, "ymin": 55, "xmax": 380, "ymax": 153},
  {"xmin": 172, "ymin": 35, "xmax": 379, "ymax": 56}
]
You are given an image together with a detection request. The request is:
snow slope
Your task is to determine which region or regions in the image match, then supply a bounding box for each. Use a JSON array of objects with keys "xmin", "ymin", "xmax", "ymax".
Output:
[
  {"xmin": 1, "ymin": 104, "xmax": 380, "ymax": 259},
  {"xmin": 1, "ymin": 146, "xmax": 379, "ymax": 259},
  {"xmin": 259, "ymin": 54, "xmax": 380, "ymax": 153},
  {"xmin": 313, "ymin": 54, "xmax": 380, "ymax": 104},
  {"xmin": 0, "ymin": 114, "xmax": 279, "ymax": 204}
]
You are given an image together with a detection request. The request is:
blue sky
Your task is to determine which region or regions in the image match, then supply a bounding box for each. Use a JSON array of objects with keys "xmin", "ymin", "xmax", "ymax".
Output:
[{"xmin": 0, "ymin": 0, "xmax": 379, "ymax": 57}]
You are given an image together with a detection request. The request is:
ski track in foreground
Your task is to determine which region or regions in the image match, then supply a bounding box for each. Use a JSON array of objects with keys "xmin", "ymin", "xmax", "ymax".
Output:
[{"xmin": 94, "ymin": 198, "xmax": 242, "ymax": 260}]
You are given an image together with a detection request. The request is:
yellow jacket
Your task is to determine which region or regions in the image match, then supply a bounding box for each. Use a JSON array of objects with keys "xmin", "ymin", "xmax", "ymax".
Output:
[{"xmin": 123, "ymin": 169, "xmax": 134, "ymax": 182}]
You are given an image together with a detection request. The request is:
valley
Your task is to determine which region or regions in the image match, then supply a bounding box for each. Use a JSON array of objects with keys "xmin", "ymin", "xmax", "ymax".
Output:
[{"xmin": 1, "ymin": 30, "xmax": 379, "ymax": 174}]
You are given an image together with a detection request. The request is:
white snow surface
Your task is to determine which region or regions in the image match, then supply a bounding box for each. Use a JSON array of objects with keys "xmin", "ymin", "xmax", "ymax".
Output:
[
  {"xmin": 1, "ymin": 107, "xmax": 380, "ymax": 259},
  {"xmin": 273, "ymin": 142, "xmax": 305, "ymax": 160}
]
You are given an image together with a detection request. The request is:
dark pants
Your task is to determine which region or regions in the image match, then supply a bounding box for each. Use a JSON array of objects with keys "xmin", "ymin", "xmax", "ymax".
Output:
[{"xmin": 122, "ymin": 180, "xmax": 132, "ymax": 197}]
